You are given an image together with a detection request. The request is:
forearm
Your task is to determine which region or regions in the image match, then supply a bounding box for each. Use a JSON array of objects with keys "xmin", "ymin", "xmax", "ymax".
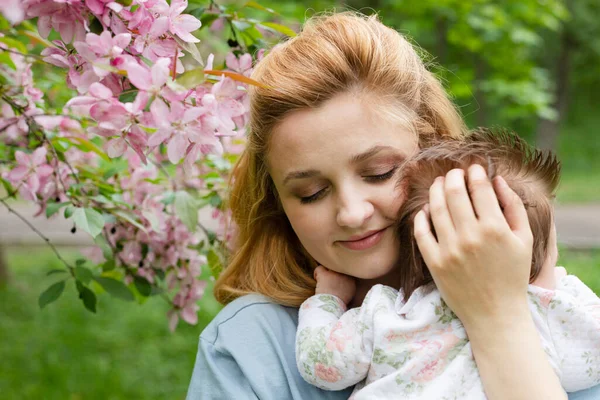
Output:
[{"xmin": 467, "ymin": 310, "xmax": 566, "ymax": 400}]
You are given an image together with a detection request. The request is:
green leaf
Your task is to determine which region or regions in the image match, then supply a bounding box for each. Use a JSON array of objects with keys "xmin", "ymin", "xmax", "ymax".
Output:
[
  {"xmin": 76, "ymin": 280, "xmax": 97, "ymax": 313},
  {"xmin": 174, "ymin": 191, "xmax": 199, "ymax": 232},
  {"xmin": 118, "ymin": 90, "xmax": 138, "ymax": 103},
  {"xmin": 176, "ymin": 68, "xmax": 205, "ymax": 89},
  {"xmin": 75, "ymin": 266, "xmax": 93, "ymax": 285},
  {"xmin": 64, "ymin": 205, "xmax": 75, "ymax": 219},
  {"xmin": 101, "ymin": 259, "xmax": 116, "ymax": 272},
  {"xmin": 46, "ymin": 269, "xmax": 68, "ymax": 276},
  {"xmin": 207, "ymin": 249, "xmax": 222, "ymax": 278},
  {"xmin": 94, "ymin": 277, "xmax": 135, "ymax": 301},
  {"xmin": 94, "ymin": 234, "xmax": 113, "ymax": 261},
  {"xmin": 69, "ymin": 137, "xmax": 111, "ymax": 162},
  {"xmin": 113, "ymin": 210, "xmax": 147, "ymax": 232},
  {"xmin": 46, "ymin": 202, "xmax": 70, "ymax": 218},
  {"xmin": 1, "ymin": 177, "xmax": 15, "ymax": 196},
  {"xmin": 73, "ymin": 207, "xmax": 105, "ymax": 238},
  {"xmin": 0, "ymin": 36, "xmax": 28, "ymax": 53},
  {"xmin": 0, "ymin": 52, "xmax": 16, "ymax": 70},
  {"xmin": 133, "ymin": 276, "xmax": 152, "ymax": 297},
  {"xmin": 39, "ymin": 280, "xmax": 66, "ymax": 309},
  {"xmin": 244, "ymin": 1, "xmax": 280, "ymax": 15},
  {"xmin": 259, "ymin": 22, "xmax": 296, "ymax": 37},
  {"xmin": 200, "ymin": 13, "xmax": 220, "ymax": 30},
  {"xmin": 160, "ymin": 191, "xmax": 176, "ymax": 205}
]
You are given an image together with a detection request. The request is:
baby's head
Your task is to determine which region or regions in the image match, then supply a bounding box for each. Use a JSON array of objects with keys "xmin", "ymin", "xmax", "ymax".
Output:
[{"xmin": 396, "ymin": 128, "xmax": 561, "ymax": 299}]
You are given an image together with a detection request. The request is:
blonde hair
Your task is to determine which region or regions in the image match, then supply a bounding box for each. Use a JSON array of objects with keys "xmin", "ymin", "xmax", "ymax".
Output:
[
  {"xmin": 396, "ymin": 128, "xmax": 561, "ymax": 299},
  {"xmin": 214, "ymin": 12, "xmax": 468, "ymax": 306}
]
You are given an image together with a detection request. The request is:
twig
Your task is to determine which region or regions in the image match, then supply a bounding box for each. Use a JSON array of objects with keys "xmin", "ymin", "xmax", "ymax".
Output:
[
  {"xmin": 0, "ymin": 198, "xmax": 74, "ymax": 270},
  {"xmin": 0, "ymin": 47, "xmax": 48, "ymax": 63}
]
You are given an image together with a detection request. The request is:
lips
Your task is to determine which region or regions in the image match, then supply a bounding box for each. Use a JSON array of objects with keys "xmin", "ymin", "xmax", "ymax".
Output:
[{"xmin": 337, "ymin": 227, "xmax": 388, "ymax": 251}]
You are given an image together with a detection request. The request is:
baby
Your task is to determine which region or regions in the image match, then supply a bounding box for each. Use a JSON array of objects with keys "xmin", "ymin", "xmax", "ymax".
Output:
[{"xmin": 295, "ymin": 128, "xmax": 600, "ymax": 399}]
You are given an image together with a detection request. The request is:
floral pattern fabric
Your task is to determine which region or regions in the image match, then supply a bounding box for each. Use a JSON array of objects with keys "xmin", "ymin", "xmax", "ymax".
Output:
[{"xmin": 296, "ymin": 275, "xmax": 600, "ymax": 399}]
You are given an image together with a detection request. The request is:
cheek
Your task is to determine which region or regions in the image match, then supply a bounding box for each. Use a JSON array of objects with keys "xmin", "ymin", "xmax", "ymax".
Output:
[
  {"xmin": 379, "ymin": 181, "xmax": 406, "ymax": 218},
  {"xmin": 280, "ymin": 200, "xmax": 328, "ymax": 246}
]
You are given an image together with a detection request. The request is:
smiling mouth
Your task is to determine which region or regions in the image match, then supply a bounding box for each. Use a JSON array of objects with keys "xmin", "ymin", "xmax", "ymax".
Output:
[{"xmin": 337, "ymin": 227, "xmax": 388, "ymax": 251}]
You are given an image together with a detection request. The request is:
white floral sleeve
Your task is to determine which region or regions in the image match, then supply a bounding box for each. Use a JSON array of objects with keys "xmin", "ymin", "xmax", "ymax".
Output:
[
  {"xmin": 295, "ymin": 285, "xmax": 386, "ymax": 391},
  {"xmin": 548, "ymin": 275, "xmax": 600, "ymax": 392}
]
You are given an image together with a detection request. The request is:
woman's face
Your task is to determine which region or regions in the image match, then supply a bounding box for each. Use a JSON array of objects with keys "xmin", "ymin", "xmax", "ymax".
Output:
[{"xmin": 268, "ymin": 92, "xmax": 418, "ymax": 279}]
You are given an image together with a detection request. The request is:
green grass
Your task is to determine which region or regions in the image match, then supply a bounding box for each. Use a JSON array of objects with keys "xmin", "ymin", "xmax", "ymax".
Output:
[
  {"xmin": 0, "ymin": 247, "xmax": 599, "ymax": 399},
  {"xmin": 0, "ymin": 247, "xmax": 221, "ymax": 400},
  {"xmin": 558, "ymin": 248, "xmax": 600, "ymax": 295}
]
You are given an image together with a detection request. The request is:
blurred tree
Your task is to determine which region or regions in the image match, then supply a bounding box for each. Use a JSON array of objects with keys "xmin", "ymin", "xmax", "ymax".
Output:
[
  {"xmin": 344, "ymin": 0, "xmax": 567, "ymax": 130},
  {"xmin": 536, "ymin": 0, "xmax": 600, "ymax": 150}
]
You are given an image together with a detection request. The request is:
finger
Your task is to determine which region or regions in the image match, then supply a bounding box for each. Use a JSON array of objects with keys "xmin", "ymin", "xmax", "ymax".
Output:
[
  {"xmin": 492, "ymin": 175, "xmax": 532, "ymax": 240},
  {"xmin": 429, "ymin": 176, "xmax": 455, "ymax": 246},
  {"xmin": 314, "ymin": 265, "xmax": 326, "ymax": 280},
  {"xmin": 444, "ymin": 168, "xmax": 477, "ymax": 234},
  {"xmin": 467, "ymin": 164, "xmax": 506, "ymax": 223},
  {"xmin": 414, "ymin": 208, "xmax": 440, "ymax": 269}
]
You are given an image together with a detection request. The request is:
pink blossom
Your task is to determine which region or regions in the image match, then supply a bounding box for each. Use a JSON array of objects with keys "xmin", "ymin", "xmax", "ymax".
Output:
[
  {"xmin": 164, "ymin": 0, "xmax": 201, "ymax": 43},
  {"xmin": 6, "ymin": 147, "xmax": 54, "ymax": 201},
  {"xmin": 25, "ymin": 0, "xmax": 88, "ymax": 43},
  {"xmin": 74, "ymin": 31, "xmax": 132, "ymax": 78},
  {"xmin": 226, "ymin": 53, "xmax": 253, "ymax": 76},
  {"xmin": 0, "ymin": 0, "xmax": 26, "ymax": 25}
]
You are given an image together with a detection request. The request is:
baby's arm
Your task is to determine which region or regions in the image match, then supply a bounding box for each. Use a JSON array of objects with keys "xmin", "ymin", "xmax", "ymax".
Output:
[
  {"xmin": 296, "ymin": 267, "xmax": 376, "ymax": 391},
  {"xmin": 548, "ymin": 275, "xmax": 600, "ymax": 392}
]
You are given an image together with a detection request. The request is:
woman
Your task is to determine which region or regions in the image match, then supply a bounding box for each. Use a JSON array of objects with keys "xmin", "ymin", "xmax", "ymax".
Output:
[{"xmin": 186, "ymin": 12, "xmax": 600, "ymax": 399}]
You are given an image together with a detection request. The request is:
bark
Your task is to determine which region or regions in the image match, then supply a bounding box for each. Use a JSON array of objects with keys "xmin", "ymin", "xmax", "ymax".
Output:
[
  {"xmin": 473, "ymin": 54, "xmax": 487, "ymax": 127},
  {"xmin": 536, "ymin": 3, "xmax": 573, "ymax": 151},
  {"xmin": 436, "ymin": 17, "xmax": 448, "ymax": 66}
]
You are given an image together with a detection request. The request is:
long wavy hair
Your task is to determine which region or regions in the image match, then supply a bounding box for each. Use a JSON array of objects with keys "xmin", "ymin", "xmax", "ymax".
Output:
[{"xmin": 214, "ymin": 12, "xmax": 468, "ymax": 306}]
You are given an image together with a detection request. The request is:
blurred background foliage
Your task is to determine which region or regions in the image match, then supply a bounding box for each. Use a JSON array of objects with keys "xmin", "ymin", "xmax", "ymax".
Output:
[
  {"xmin": 1, "ymin": 0, "xmax": 599, "ymax": 399},
  {"xmin": 191, "ymin": 0, "xmax": 600, "ymax": 202}
]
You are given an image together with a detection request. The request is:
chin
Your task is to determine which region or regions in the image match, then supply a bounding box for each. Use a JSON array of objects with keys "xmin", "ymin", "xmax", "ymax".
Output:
[{"xmin": 350, "ymin": 260, "xmax": 398, "ymax": 281}]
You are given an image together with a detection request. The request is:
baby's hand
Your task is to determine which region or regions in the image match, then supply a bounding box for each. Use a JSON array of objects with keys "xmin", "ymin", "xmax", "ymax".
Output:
[{"xmin": 314, "ymin": 265, "xmax": 356, "ymax": 305}]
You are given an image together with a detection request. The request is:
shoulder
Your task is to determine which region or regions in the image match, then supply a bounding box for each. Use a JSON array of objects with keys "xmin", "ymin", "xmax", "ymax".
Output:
[{"xmin": 201, "ymin": 293, "xmax": 299, "ymax": 350}]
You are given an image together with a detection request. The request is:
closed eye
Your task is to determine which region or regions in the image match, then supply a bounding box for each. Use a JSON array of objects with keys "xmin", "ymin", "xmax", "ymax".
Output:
[
  {"xmin": 299, "ymin": 188, "xmax": 327, "ymax": 204},
  {"xmin": 364, "ymin": 167, "xmax": 398, "ymax": 182}
]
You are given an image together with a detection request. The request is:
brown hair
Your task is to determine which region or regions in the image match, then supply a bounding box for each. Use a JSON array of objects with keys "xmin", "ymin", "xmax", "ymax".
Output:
[
  {"xmin": 215, "ymin": 12, "xmax": 468, "ymax": 306},
  {"xmin": 396, "ymin": 128, "xmax": 561, "ymax": 299}
]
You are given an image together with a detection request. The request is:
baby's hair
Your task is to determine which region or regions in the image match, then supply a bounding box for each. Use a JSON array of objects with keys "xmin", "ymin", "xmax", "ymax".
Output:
[{"xmin": 396, "ymin": 128, "xmax": 561, "ymax": 299}]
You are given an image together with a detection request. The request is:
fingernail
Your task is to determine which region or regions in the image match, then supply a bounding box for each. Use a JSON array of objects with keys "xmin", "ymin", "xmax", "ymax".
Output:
[
  {"xmin": 470, "ymin": 164, "xmax": 486, "ymax": 179},
  {"xmin": 449, "ymin": 168, "xmax": 464, "ymax": 178},
  {"xmin": 495, "ymin": 175, "xmax": 507, "ymax": 188}
]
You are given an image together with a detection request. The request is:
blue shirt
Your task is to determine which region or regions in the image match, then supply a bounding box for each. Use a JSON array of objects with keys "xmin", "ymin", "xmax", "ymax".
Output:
[{"xmin": 187, "ymin": 294, "xmax": 600, "ymax": 399}]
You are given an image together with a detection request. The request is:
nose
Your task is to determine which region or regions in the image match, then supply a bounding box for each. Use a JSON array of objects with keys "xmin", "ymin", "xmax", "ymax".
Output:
[{"xmin": 336, "ymin": 192, "xmax": 374, "ymax": 229}]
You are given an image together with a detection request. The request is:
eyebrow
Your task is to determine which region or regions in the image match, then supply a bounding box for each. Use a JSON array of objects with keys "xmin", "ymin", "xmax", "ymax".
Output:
[
  {"xmin": 350, "ymin": 145, "xmax": 395, "ymax": 164},
  {"xmin": 282, "ymin": 145, "xmax": 397, "ymax": 185}
]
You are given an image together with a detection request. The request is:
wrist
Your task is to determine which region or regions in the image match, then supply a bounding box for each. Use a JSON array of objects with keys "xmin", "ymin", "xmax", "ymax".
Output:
[{"xmin": 462, "ymin": 300, "xmax": 532, "ymax": 344}]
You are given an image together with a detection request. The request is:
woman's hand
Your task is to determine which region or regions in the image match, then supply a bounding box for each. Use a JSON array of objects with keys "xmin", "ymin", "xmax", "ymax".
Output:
[
  {"xmin": 413, "ymin": 164, "xmax": 567, "ymax": 400},
  {"xmin": 413, "ymin": 164, "xmax": 533, "ymax": 331},
  {"xmin": 314, "ymin": 266, "xmax": 356, "ymax": 305}
]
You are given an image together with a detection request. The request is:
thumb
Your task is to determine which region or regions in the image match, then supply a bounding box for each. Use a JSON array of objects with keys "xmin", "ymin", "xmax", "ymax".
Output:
[{"xmin": 493, "ymin": 176, "xmax": 532, "ymax": 241}]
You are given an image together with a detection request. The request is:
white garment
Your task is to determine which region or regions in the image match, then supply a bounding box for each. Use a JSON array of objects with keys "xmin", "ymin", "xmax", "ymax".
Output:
[{"xmin": 296, "ymin": 275, "xmax": 600, "ymax": 399}]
